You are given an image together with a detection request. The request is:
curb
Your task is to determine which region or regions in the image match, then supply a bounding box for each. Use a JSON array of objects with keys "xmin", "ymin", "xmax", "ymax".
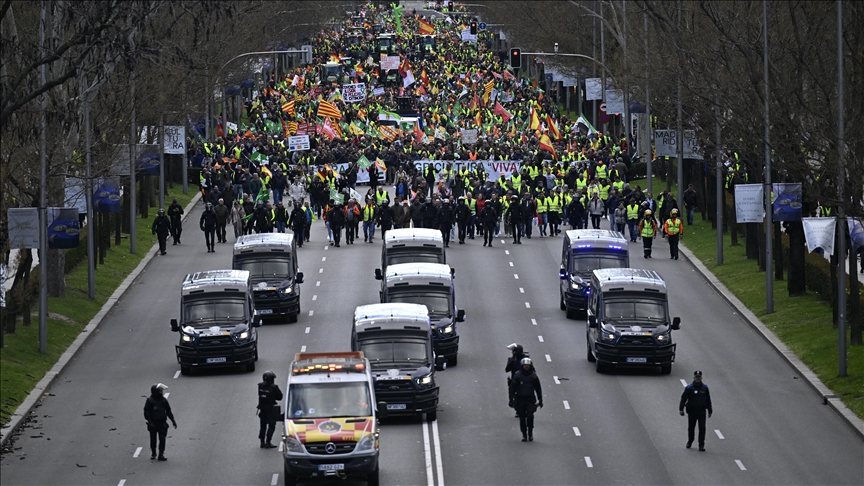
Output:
[
  {"xmin": 678, "ymin": 242, "xmax": 864, "ymax": 440},
  {"xmin": 1, "ymin": 192, "xmax": 202, "ymax": 446}
]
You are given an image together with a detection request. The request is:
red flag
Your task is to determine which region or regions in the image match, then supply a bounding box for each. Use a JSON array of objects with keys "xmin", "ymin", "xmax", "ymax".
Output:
[
  {"xmin": 538, "ymin": 134, "xmax": 557, "ymax": 159},
  {"xmin": 493, "ymin": 102, "xmax": 513, "ymax": 123},
  {"xmin": 413, "ymin": 121, "xmax": 424, "ymax": 144},
  {"xmin": 418, "ymin": 18, "xmax": 435, "ymax": 35},
  {"xmin": 546, "ymin": 114, "xmax": 561, "ymax": 141},
  {"xmin": 398, "ymin": 57, "xmax": 412, "ymax": 78}
]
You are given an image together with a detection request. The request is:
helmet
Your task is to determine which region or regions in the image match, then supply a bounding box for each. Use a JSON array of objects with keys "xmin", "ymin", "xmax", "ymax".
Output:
[
  {"xmin": 671, "ymin": 208, "xmax": 679, "ymax": 216},
  {"xmin": 520, "ymin": 357, "xmax": 533, "ymax": 367},
  {"xmin": 206, "ymin": 203, "xmax": 213, "ymax": 210},
  {"xmin": 644, "ymin": 209, "xmax": 652, "ymax": 216},
  {"xmin": 262, "ymin": 370, "xmax": 276, "ymax": 383},
  {"xmin": 458, "ymin": 196, "xmax": 465, "ymax": 201},
  {"xmin": 382, "ymin": 200, "xmax": 389, "ymax": 206},
  {"xmin": 507, "ymin": 343, "xmax": 524, "ymax": 356},
  {"xmin": 151, "ymin": 383, "xmax": 168, "ymax": 395},
  {"xmin": 158, "ymin": 208, "xmax": 165, "ymax": 216}
]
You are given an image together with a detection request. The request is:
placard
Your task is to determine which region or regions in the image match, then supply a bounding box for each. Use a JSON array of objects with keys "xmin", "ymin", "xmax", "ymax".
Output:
[
  {"xmin": 373, "ymin": 87, "xmax": 385, "ymax": 96},
  {"xmin": 380, "ymin": 55, "xmax": 400, "ymax": 71},
  {"xmin": 802, "ymin": 217, "xmax": 836, "ymax": 255},
  {"xmin": 288, "ymin": 135, "xmax": 310, "ymax": 152},
  {"xmin": 585, "ymin": 78, "xmax": 603, "ymax": 100},
  {"xmin": 734, "ymin": 184, "xmax": 763, "ymax": 223},
  {"xmin": 163, "ymin": 126, "xmax": 186, "ymax": 154},
  {"xmin": 461, "ymin": 29, "xmax": 477, "ymax": 42},
  {"xmin": 653, "ymin": 129, "xmax": 703, "ymax": 160},
  {"xmin": 605, "ymin": 89, "xmax": 625, "ymax": 114},
  {"xmin": 342, "ymin": 83, "xmax": 367, "ymax": 102},
  {"xmin": 461, "ymin": 129, "xmax": 478, "ymax": 144},
  {"xmin": 7, "ymin": 208, "xmax": 39, "ymax": 249}
]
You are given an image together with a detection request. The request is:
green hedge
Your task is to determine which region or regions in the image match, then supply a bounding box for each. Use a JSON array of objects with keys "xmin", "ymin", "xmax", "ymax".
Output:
[{"xmin": 782, "ymin": 242, "xmax": 864, "ymax": 314}]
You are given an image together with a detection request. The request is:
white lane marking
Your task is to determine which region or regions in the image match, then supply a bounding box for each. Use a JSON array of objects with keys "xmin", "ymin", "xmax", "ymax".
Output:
[
  {"xmin": 573, "ymin": 427, "xmax": 581, "ymax": 436},
  {"xmin": 309, "ymin": 310, "xmax": 314, "ymax": 316},
  {"xmin": 505, "ymin": 250, "xmax": 510, "ymax": 255},
  {"xmin": 431, "ymin": 420, "xmax": 445, "ymax": 486},
  {"xmin": 305, "ymin": 327, "xmax": 310, "ymax": 334},
  {"xmin": 509, "ymin": 262, "xmax": 514, "ymax": 267},
  {"xmin": 318, "ymin": 268, "xmax": 323, "ymax": 273},
  {"xmin": 173, "ymin": 370, "xmax": 180, "ymax": 379},
  {"xmin": 735, "ymin": 460, "xmax": 747, "ymax": 471},
  {"xmin": 531, "ymin": 318, "xmax": 537, "ymax": 326},
  {"xmin": 321, "ymin": 257, "xmax": 326, "ymax": 262},
  {"xmin": 324, "ymin": 245, "xmax": 329, "ymax": 250},
  {"xmin": 585, "ymin": 456, "xmax": 593, "ymax": 468},
  {"xmin": 537, "ymin": 335, "xmax": 544, "ymax": 342},
  {"xmin": 519, "ymin": 287, "xmax": 524, "ymax": 293},
  {"xmin": 680, "ymin": 379, "xmax": 688, "ymax": 387},
  {"xmin": 300, "ymin": 346, "xmax": 307, "ymax": 352},
  {"xmin": 545, "ymin": 354, "xmax": 551, "ymax": 362},
  {"xmin": 501, "ymin": 239, "xmax": 505, "ymax": 244},
  {"xmin": 312, "ymin": 295, "xmax": 318, "ymax": 301},
  {"xmin": 553, "ymin": 376, "xmax": 561, "ymax": 385},
  {"xmin": 278, "ymin": 441, "xmax": 284, "ymax": 452},
  {"xmin": 118, "ymin": 480, "xmax": 126, "ymax": 486},
  {"xmin": 316, "ymin": 281, "xmax": 320, "ymax": 287},
  {"xmin": 715, "ymin": 429, "xmax": 725, "ymax": 439},
  {"xmin": 525, "ymin": 302, "xmax": 531, "ymax": 308},
  {"xmin": 563, "ymin": 401, "xmax": 570, "ymax": 410},
  {"xmin": 514, "ymin": 274, "xmax": 519, "ymax": 279},
  {"xmin": 163, "ymin": 392, "xmax": 169, "ymax": 398},
  {"xmin": 271, "ymin": 473, "xmax": 279, "ymax": 485},
  {"xmin": 133, "ymin": 447, "xmax": 142, "ymax": 458},
  {"xmin": 422, "ymin": 422, "xmax": 434, "ymax": 486}
]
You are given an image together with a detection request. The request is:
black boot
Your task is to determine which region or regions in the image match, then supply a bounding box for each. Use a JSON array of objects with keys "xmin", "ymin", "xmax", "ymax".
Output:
[
  {"xmin": 157, "ymin": 453, "xmax": 167, "ymax": 461},
  {"xmin": 528, "ymin": 428, "xmax": 533, "ymax": 442},
  {"xmin": 151, "ymin": 450, "xmax": 156, "ymax": 460}
]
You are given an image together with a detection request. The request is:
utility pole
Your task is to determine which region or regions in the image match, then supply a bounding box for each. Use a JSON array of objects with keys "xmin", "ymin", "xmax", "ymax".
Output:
[
  {"xmin": 622, "ymin": 0, "xmax": 631, "ymax": 157},
  {"xmin": 84, "ymin": 77, "xmax": 95, "ymax": 299},
  {"xmin": 38, "ymin": 0, "xmax": 48, "ymax": 354},
  {"xmin": 715, "ymin": 51, "xmax": 723, "ymax": 266},
  {"xmin": 836, "ymin": 0, "xmax": 847, "ymax": 377},
  {"xmin": 129, "ymin": 74, "xmax": 137, "ymax": 254},
  {"xmin": 159, "ymin": 115, "xmax": 165, "ymax": 210},
  {"xmin": 644, "ymin": 9, "xmax": 652, "ymax": 194},
  {"xmin": 592, "ymin": 4, "xmax": 597, "ymax": 129},
  {"xmin": 676, "ymin": 0, "xmax": 684, "ymax": 203},
  {"xmin": 600, "ymin": 2, "xmax": 606, "ymax": 136},
  {"xmin": 763, "ymin": 0, "xmax": 773, "ymax": 314}
]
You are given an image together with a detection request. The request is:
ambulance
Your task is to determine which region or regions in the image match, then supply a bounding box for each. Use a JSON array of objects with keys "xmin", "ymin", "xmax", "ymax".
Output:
[{"xmin": 282, "ymin": 352, "xmax": 380, "ymax": 486}]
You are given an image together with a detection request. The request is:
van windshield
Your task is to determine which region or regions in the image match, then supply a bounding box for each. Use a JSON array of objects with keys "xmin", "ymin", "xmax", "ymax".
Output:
[
  {"xmin": 359, "ymin": 341, "xmax": 428, "ymax": 365},
  {"xmin": 184, "ymin": 296, "xmax": 247, "ymax": 324},
  {"xmin": 570, "ymin": 254, "xmax": 628, "ymax": 275},
  {"xmin": 234, "ymin": 257, "xmax": 292, "ymax": 280},
  {"xmin": 386, "ymin": 251, "xmax": 443, "ymax": 266},
  {"xmin": 388, "ymin": 291, "xmax": 451, "ymax": 317},
  {"xmin": 288, "ymin": 383, "xmax": 372, "ymax": 419},
  {"xmin": 603, "ymin": 298, "xmax": 667, "ymax": 322}
]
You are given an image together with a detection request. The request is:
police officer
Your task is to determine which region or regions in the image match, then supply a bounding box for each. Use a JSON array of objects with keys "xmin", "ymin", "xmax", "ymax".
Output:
[
  {"xmin": 679, "ymin": 370, "xmax": 713, "ymax": 451},
  {"xmin": 151, "ymin": 208, "xmax": 172, "ymax": 255},
  {"xmin": 505, "ymin": 343, "xmax": 529, "ymax": 414},
  {"xmin": 199, "ymin": 202, "xmax": 218, "ymax": 253},
  {"xmin": 257, "ymin": 370, "xmax": 284, "ymax": 449},
  {"xmin": 436, "ymin": 199, "xmax": 455, "ymax": 247},
  {"xmin": 168, "ymin": 198, "xmax": 184, "ymax": 244},
  {"xmin": 504, "ymin": 195, "xmax": 524, "ymax": 244},
  {"xmin": 479, "ymin": 200, "xmax": 497, "ymax": 247},
  {"xmin": 143, "ymin": 383, "xmax": 177, "ymax": 461},
  {"xmin": 509, "ymin": 358, "xmax": 542, "ymax": 442}
]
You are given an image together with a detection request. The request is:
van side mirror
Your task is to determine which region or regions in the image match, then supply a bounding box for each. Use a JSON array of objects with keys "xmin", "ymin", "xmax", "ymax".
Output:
[
  {"xmin": 377, "ymin": 402, "xmax": 388, "ymax": 420},
  {"xmin": 252, "ymin": 315, "xmax": 263, "ymax": 327},
  {"xmin": 435, "ymin": 356, "xmax": 447, "ymax": 371},
  {"xmin": 450, "ymin": 268, "xmax": 455, "ymax": 278},
  {"xmin": 374, "ymin": 268, "xmax": 383, "ymax": 280},
  {"xmin": 170, "ymin": 319, "xmax": 179, "ymax": 332},
  {"xmin": 456, "ymin": 309, "xmax": 465, "ymax": 322},
  {"xmin": 296, "ymin": 272, "xmax": 304, "ymax": 284},
  {"xmin": 588, "ymin": 315, "xmax": 598, "ymax": 328},
  {"xmin": 559, "ymin": 268, "xmax": 567, "ymax": 280},
  {"xmin": 672, "ymin": 317, "xmax": 681, "ymax": 330}
]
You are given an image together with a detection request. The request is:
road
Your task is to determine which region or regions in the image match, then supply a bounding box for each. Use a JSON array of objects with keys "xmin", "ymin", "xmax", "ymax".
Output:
[{"xmin": 1, "ymin": 194, "xmax": 862, "ymax": 486}]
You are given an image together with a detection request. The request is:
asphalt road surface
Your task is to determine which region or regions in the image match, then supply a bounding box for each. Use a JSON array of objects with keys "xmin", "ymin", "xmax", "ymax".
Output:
[{"xmin": 1, "ymin": 194, "xmax": 862, "ymax": 486}]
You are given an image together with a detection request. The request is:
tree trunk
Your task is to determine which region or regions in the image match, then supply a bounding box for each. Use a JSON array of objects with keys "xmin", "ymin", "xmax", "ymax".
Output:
[
  {"xmin": 786, "ymin": 222, "xmax": 806, "ymax": 296},
  {"xmin": 830, "ymin": 252, "xmax": 838, "ymax": 327},
  {"xmin": 708, "ymin": 173, "xmax": 717, "ymax": 229},
  {"xmin": 757, "ymin": 223, "xmax": 766, "ymax": 270},
  {"xmin": 729, "ymin": 187, "xmax": 738, "ymax": 246},
  {"xmin": 850, "ymin": 253, "xmax": 861, "ymax": 345},
  {"xmin": 746, "ymin": 223, "xmax": 759, "ymax": 260},
  {"xmin": 121, "ymin": 176, "xmax": 131, "ymax": 233},
  {"xmin": 774, "ymin": 222, "xmax": 783, "ymax": 280},
  {"xmin": 115, "ymin": 212, "xmax": 121, "ymax": 246}
]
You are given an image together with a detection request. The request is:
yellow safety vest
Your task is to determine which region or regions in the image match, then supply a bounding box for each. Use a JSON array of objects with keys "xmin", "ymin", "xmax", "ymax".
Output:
[
  {"xmin": 599, "ymin": 184, "xmax": 610, "ymax": 200},
  {"xmin": 627, "ymin": 204, "xmax": 640, "ymax": 221},
  {"xmin": 511, "ymin": 174, "xmax": 522, "ymax": 192},
  {"xmin": 536, "ymin": 197, "xmax": 548, "ymax": 213},
  {"xmin": 641, "ymin": 220, "xmax": 655, "ymax": 238},
  {"xmin": 665, "ymin": 218, "xmax": 681, "ymax": 235},
  {"xmin": 575, "ymin": 178, "xmax": 587, "ymax": 192},
  {"xmin": 596, "ymin": 165, "xmax": 608, "ymax": 179},
  {"xmin": 363, "ymin": 206, "xmax": 376, "ymax": 221},
  {"xmin": 548, "ymin": 195, "xmax": 561, "ymax": 213},
  {"xmin": 375, "ymin": 190, "xmax": 388, "ymax": 205},
  {"xmin": 613, "ymin": 180, "xmax": 624, "ymax": 193}
]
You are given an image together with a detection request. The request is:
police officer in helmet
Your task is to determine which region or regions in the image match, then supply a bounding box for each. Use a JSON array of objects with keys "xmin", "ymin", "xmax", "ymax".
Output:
[
  {"xmin": 257, "ymin": 370, "xmax": 284, "ymax": 448},
  {"xmin": 509, "ymin": 358, "xmax": 543, "ymax": 442},
  {"xmin": 143, "ymin": 383, "xmax": 177, "ymax": 461}
]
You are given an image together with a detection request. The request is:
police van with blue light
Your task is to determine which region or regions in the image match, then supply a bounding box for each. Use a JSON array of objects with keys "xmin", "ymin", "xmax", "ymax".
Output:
[
  {"xmin": 233, "ymin": 233, "xmax": 304, "ymax": 323},
  {"xmin": 379, "ymin": 263, "xmax": 464, "ymax": 366},
  {"xmin": 374, "ymin": 228, "xmax": 448, "ymax": 288},
  {"xmin": 282, "ymin": 352, "xmax": 380, "ymax": 486},
  {"xmin": 352, "ymin": 303, "xmax": 447, "ymax": 422},
  {"xmin": 559, "ymin": 229, "xmax": 629, "ymax": 319},
  {"xmin": 170, "ymin": 270, "xmax": 261, "ymax": 375},
  {"xmin": 586, "ymin": 268, "xmax": 681, "ymax": 374}
]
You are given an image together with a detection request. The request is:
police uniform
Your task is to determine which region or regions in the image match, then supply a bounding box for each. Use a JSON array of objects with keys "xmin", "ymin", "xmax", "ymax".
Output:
[
  {"xmin": 258, "ymin": 373, "xmax": 284, "ymax": 448},
  {"xmin": 679, "ymin": 371, "xmax": 713, "ymax": 451},
  {"xmin": 509, "ymin": 361, "xmax": 542, "ymax": 442}
]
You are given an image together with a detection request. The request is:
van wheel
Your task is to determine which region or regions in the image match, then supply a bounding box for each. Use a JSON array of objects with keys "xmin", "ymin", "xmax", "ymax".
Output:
[
  {"xmin": 586, "ymin": 344, "xmax": 596, "ymax": 363},
  {"xmin": 283, "ymin": 468, "xmax": 298, "ymax": 486},
  {"xmin": 246, "ymin": 361, "xmax": 256, "ymax": 372},
  {"xmin": 560, "ymin": 295, "xmax": 566, "ymax": 311},
  {"xmin": 367, "ymin": 466, "xmax": 380, "ymax": 486},
  {"xmin": 595, "ymin": 360, "xmax": 605, "ymax": 373},
  {"xmin": 660, "ymin": 364, "xmax": 672, "ymax": 375},
  {"xmin": 180, "ymin": 365, "xmax": 192, "ymax": 376},
  {"xmin": 287, "ymin": 312, "xmax": 298, "ymax": 324},
  {"xmin": 426, "ymin": 410, "xmax": 437, "ymax": 422},
  {"xmin": 447, "ymin": 355, "xmax": 458, "ymax": 367}
]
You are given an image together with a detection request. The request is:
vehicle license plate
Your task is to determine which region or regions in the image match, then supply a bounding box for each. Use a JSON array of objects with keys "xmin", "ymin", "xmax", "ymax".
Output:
[
  {"xmin": 257, "ymin": 309, "xmax": 273, "ymax": 315},
  {"xmin": 206, "ymin": 357, "xmax": 227, "ymax": 363},
  {"xmin": 386, "ymin": 404, "xmax": 407, "ymax": 410},
  {"xmin": 318, "ymin": 464, "xmax": 345, "ymax": 471},
  {"xmin": 626, "ymin": 357, "xmax": 647, "ymax": 363}
]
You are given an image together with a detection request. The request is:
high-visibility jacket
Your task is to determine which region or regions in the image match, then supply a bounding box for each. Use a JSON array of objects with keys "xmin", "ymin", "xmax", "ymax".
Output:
[
  {"xmin": 548, "ymin": 195, "xmax": 561, "ymax": 214},
  {"xmin": 640, "ymin": 219, "xmax": 656, "ymax": 238},
  {"xmin": 598, "ymin": 184, "xmax": 610, "ymax": 201},
  {"xmin": 596, "ymin": 164, "xmax": 608, "ymax": 180},
  {"xmin": 497, "ymin": 176, "xmax": 509, "ymax": 190},
  {"xmin": 466, "ymin": 198, "xmax": 476, "ymax": 215},
  {"xmin": 612, "ymin": 180, "xmax": 624, "ymax": 193},
  {"xmin": 458, "ymin": 169, "xmax": 470, "ymax": 185},
  {"xmin": 511, "ymin": 174, "xmax": 522, "ymax": 192},
  {"xmin": 363, "ymin": 205, "xmax": 376, "ymax": 222},
  {"xmin": 664, "ymin": 218, "xmax": 683, "ymax": 236},
  {"xmin": 627, "ymin": 204, "xmax": 640, "ymax": 221},
  {"xmin": 536, "ymin": 197, "xmax": 548, "ymax": 213},
  {"xmin": 575, "ymin": 177, "xmax": 587, "ymax": 192},
  {"xmin": 528, "ymin": 166, "xmax": 540, "ymax": 179},
  {"xmin": 375, "ymin": 190, "xmax": 389, "ymax": 205}
]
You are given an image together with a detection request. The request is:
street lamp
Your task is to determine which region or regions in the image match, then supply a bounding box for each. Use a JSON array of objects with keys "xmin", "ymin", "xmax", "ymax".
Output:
[{"xmin": 554, "ymin": 43, "xmax": 559, "ymax": 54}]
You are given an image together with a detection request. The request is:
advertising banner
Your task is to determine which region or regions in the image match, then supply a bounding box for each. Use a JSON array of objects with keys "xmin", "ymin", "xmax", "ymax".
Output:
[
  {"xmin": 288, "ymin": 135, "xmax": 310, "ymax": 152},
  {"xmin": 93, "ymin": 179, "xmax": 122, "ymax": 213},
  {"xmin": 47, "ymin": 207, "xmax": 80, "ymax": 249},
  {"xmin": 163, "ymin": 126, "xmax": 186, "ymax": 154},
  {"xmin": 772, "ymin": 183, "xmax": 803, "ymax": 222},
  {"xmin": 653, "ymin": 129, "xmax": 703, "ymax": 160},
  {"xmin": 7, "ymin": 208, "xmax": 39, "ymax": 249},
  {"xmin": 585, "ymin": 78, "xmax": 603, "ymax": 100},
  {"xmin": 802, "ymin": 217, "xmax": 836, "ymax": 255},
  {"xmin": 734, "ymin": 184, "xmax": 763, "ymax": 223}
]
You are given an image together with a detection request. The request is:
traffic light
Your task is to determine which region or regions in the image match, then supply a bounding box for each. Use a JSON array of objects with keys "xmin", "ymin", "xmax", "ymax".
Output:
[
  {"xmin": 470, "ymin": 21, "xmax": 477, "ymax": 35},
  {"xmin": 447, "ymin": 1, "xmax": 454, "ymax": 11},
  {"xmin": 510, "ymin": 48, "xmax": 521, "ymax": 69}
]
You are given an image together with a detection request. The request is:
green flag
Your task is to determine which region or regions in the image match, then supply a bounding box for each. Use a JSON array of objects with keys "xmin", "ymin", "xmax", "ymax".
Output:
[
  {"xmin": 356, "ymin": 155, "xmax": 371, "ymax": 169},
  {"xmin": 378, "ymin": 110, "xmax": 401, "ymax": 122},
  {"xmin": 256, "ymin": 184, "xmax": 269, "ymax": 204}
]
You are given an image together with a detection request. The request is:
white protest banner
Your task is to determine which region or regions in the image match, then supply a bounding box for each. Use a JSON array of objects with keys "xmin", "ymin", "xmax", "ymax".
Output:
[
  {"xmin": 585, "ymin": 78, "xmax": 603, "ymax": 100},
  {"xmin": 461, "ymin": 29, "xmax": 477, "ymax": 42},
  {"xmin": 653, "ymin": 129, "xmax": 703, "ymax": 159},
  {"xmin": 163, "ymin": 126, "xmax": 186, "ymax": 154},
  {"xmin": 605, "ymin": 89, "xmax": 625, "ymax": 114},
  {"xmin": 342, "ymin": 83, "xmax": 367, "ymax": 102},
  {"xmin": 802, "ymin": 217, "xmax": 836, "ymax": 255},
  {"xmin": 331, "ymin": 162, "xmax": 383, "ymax": 184},
  {"xmin": 461, "ymin": 129, "xmax": 478, "ymax": 144},
  {"xmin": 380, "ymin": 55, "xmax": 400, "ymax": 71},
  {"xmin": 412, "ymin": 160, "xmax": 522, "ymax": 183},
  {"xmin": 734, "ymin": 184, "xmax": 763, "ymax": 223},
  {"xmin": 288, "ymin": 135, "xmax": 310, "ymax": 152},
  {"xmin": 373, "ymin": 86, "xmax": 385, "ymax": 97},
  {"xmin": 7, "ymin": 208, "xmax": 39, "ymax": 249}
]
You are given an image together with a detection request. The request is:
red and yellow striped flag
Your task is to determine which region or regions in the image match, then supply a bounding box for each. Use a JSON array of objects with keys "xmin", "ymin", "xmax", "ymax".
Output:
[
  {"xmin": 281, "ymin": 99, "xmax": 296, "ymax": 117},
  {"xmin": 538, "ymin": 134, "xmax": 557, "ymax": 159},
  {"xmin": 546, "ymin": 114, "xmax": 561, "ymax": 141},
  {"xmin": 418, "ymin": 18, "xmax": 435, "ymax": 35},
  {"xmin": 287, "ymin": 121, "xmax": 299, "ymax": 134},
  {"xmin": 316, "ymin": 100, "xmax": 342, "ymax": 120}
]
